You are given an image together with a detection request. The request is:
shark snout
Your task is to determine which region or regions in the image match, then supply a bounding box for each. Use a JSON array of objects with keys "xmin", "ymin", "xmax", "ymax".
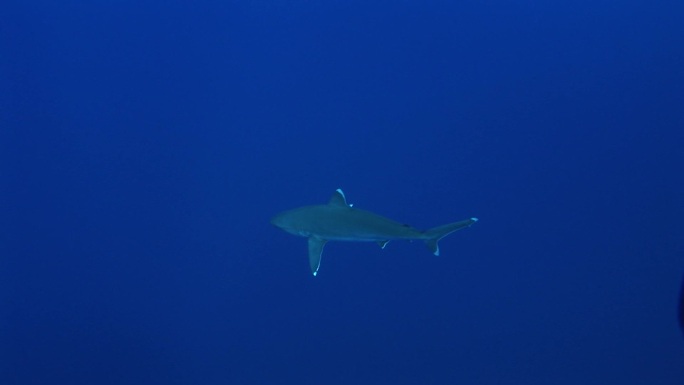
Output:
[
  {"xmin": 271, "ymin": 211, "xmax": 306, "ymax": 237},
  {"xmin": 270, "ymin": 213, "xmax": 287, "ymax": 229}
]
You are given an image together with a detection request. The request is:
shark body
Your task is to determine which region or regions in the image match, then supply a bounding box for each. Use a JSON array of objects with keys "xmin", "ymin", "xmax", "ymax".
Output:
[{"xmin": 271, "ymin": 189, "xmax": 477, "ymax": 276}]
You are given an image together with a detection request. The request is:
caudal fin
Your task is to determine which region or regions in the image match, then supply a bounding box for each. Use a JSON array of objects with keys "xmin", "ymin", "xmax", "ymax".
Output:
[{"xmin": 424, "ymin": 218, "xmax": 478, "ymax": 256}]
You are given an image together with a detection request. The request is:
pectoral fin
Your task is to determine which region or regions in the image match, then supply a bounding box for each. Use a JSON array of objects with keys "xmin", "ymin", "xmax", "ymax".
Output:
[{"xmin": 308, "ymin": 237, "xmax": 327, "ymax": 276}]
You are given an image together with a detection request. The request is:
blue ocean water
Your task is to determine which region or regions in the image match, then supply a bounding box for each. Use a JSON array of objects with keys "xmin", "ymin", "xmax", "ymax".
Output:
[{"xmin": 2, "ymin": 1, "xmax": 683, "ymax": 384}]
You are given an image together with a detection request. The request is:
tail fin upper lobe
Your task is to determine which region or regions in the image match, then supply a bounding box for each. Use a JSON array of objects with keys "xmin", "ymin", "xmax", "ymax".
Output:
[{"xmin": 424, "ymin": 218, "xmax": 478, "ymax": 256}]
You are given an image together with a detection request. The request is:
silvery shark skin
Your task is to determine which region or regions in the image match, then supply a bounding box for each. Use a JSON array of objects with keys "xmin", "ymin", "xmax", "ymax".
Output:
[{"xmin": 271, "ymin": 189, "xmax": 477, "ymax": 276}]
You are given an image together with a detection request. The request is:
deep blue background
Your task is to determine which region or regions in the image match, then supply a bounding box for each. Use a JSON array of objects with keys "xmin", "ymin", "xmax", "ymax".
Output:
[{"xmin": 2, "ymin": 1, "xmax": 683, "ymax": 384}]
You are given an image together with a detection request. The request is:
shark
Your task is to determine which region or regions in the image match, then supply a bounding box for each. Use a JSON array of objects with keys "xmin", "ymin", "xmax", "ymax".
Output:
[{"xmin": 271, "ymin": 189, "xmax": 478, "ymax": 276}]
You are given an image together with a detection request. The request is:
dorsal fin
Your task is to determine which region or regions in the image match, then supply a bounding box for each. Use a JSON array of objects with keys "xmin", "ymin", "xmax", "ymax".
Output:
[{"xmin": 328, "ymin": 188, "xmax": 349, "ymax": 207}]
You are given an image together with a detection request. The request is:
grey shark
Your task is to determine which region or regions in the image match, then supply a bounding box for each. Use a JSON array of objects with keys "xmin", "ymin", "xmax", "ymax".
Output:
[{"xmin": 271, "ymin": 189, "xmax": 478, "ymax": 276}]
